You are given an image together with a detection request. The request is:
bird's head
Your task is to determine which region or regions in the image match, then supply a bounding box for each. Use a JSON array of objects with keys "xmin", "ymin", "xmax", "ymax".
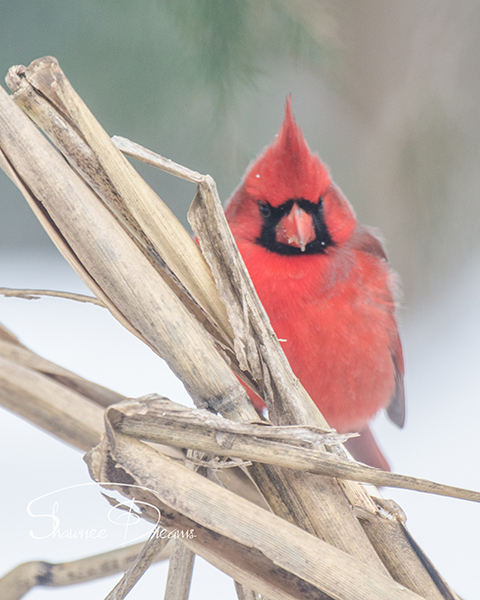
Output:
[{"xmin": 225, "ymin": 97, "xmax": 357, "ymax": 255}]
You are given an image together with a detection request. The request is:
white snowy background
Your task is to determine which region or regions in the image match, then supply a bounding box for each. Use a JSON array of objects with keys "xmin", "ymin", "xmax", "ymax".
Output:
[{"xmin": 1, "ymin": 2, "xmax": 480, "ymax": 599}]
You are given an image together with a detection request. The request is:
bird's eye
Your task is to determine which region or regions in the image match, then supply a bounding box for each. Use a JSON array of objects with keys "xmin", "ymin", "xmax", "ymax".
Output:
[
  {"xmin": 316, "ymin": 197, "xmax": 324, "ymax": 212},
  {"xmin": 258, "ymin": 201, "xmax": 272, "ymax": 219}
]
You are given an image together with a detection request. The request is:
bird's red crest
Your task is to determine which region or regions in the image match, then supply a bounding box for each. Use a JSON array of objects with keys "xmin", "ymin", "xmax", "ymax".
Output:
[{"xmin": 244, "ymin": 97, "xmax": 330, "ymax": 206}]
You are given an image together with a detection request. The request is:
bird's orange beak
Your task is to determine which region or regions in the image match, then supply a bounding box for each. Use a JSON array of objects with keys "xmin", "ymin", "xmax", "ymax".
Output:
[{"xmin": 275, "ymin": 204, "xmax": 316, "ymax": 252}]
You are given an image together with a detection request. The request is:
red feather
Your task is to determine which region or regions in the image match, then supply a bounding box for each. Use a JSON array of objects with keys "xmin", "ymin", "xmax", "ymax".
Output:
[{"xmin": 225, "ymin": 98, "xmax": 405, "ymax": 470}]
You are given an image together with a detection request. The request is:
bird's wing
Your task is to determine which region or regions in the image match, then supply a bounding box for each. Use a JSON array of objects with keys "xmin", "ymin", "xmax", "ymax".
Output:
[
  {"xmin": 349, "ymin": 226, "xmax": 406, "ymax": 428},
  {"xmin": 348, "ymin": 225, "xmax": 389, "ymax": 260}
]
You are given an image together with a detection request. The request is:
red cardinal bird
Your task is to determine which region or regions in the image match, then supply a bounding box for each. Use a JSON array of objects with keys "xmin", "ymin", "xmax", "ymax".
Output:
[{"xmin": 225, "ymin": 98, "xmax": 405, "ymax": 470}]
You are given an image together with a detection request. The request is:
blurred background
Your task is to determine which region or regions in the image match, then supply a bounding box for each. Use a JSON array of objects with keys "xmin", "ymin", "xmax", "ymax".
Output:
[{"xmin": 1, "ymin": 1, "xmax": 479, "ymax": 598}]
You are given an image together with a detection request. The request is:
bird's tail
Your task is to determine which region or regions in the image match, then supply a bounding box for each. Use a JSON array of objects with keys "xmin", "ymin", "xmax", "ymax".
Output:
[{"xmin": 344, "ymin": 424, "xmax": 391, "ymax": 471}]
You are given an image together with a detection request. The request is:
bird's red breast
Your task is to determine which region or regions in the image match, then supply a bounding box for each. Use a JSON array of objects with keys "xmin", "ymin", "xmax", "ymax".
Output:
[{"xmin": 225, "ymin": 97, "xmax": 405, "ymax": 469}]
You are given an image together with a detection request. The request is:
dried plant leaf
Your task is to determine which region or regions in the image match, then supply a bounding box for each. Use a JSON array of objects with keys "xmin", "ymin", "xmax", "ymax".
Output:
[
  {"xmin": 0, "ymin": 323, "xmax": 25, "ymax": 346},
  {"xmin": 0, "ymin": 543, "xmax": 170, "ymax": 600},
  {"xmin": 0, "ymin": 355, "xmax": 104, "ymax": 451},
  {"xmin": 104, "ymin": 534, "xmax": 170, "ymax": 600},
  {"xmin": 109, "ymin": 395, "xmax": 351, "ymax": 445},
  {"xmin": 86, "ymin": 421, "xmax": 425, "ymax": 600},
  {"xmin": 0, "ymin": 286, "xmax": 104, "ymax": 306},
  {"xmin": 7, "ymin": 58, "xmax": 233, "ymax": 349},
  {"xmin": 0, "ymin": 78, "xmax": 252, "ymax": 419},
  {"xmin": 0, "ymin": 337, "xmax": 124, "ymax": 409},
  {"xmin": 234, "ymin": 581, "xmax": 262, "ymax": 600},
  {"xmin": 358, "ymin": 516, "xmax": 460, "ymax": 600},
  {"xmin": 163, "ymin": 533, "xmax": 195, "ymax": 600},
  {"xmin": 117, "ymin": 137, "xmax": 322, "ymax": 428},
  {"xmin": 107, "ymin": 396, "xmax": 480, "ymax": 504}
]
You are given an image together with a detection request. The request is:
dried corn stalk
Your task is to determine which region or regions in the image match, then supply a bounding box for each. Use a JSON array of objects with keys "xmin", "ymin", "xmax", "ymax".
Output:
[
  {"xmin": 0, "ymin": 541, "xmax": 170, "ymax": 600},
  {"xmin": 0, "ymin": 56, "xmax": 470, "ymax": 599}
]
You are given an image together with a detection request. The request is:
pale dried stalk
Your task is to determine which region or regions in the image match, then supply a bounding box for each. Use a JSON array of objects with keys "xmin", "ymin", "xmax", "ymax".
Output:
[
  {"xmin": 2, "ymin": 318, "xmax": 464, "ymax": 591},
  {"xmin": 0, "ymin": 327, "xmax": 455, "ymax": 600},
  {"xmin": 0, "ymin": 355, "xmax": 104, "ymax": 451},
  {"xmin": 0, "ymin": 542, "xmax": 170, "ymax": 600},
  {"xmin": 6, "ymin": 58, "xmax": 232, "ymax": 349},
  {"xmin": 87, "ymin": 421, "xmax": 424, "ymax": 600},
  {"xmin": 190, "ymin": 178, "xmax": 320, "ymax": 425},
  {"xmin": 0, "ymin": 323, "xmax": 24, "ymax": 346},
  {"xmin": 103, "ymin": 457, "xmax": 194, "ymax": 600},
  {"xmin": 111, "ymin": 395, "xmax": 351, "ymax": 445},
  {"xmin": 104, "ymin": 534, "xmax": 170, "ymax": 600},
  {"xmin": 0, "ymin": 71, "xmax": 252, "ymax": 422},
  {"xmin": 0, "ymin": 314, "xmax": 456, "ymax": 600},
  {"xmin": 0, "ymin": 311, "xmax": 263, "ymax": 598},
  {"xmin": 0, "ymin": 326, "xmax": 257, "ymax": 599},
  {"xmin": 357, "ymin": 518, "xmax": 459, "ymax": 600},
  {"xmin": 113, "ymin": 135, "xmax": 322, "ymax": 423},
  {"xmin": 0, "ymin": 325, "xmax": 108, "ymax": 447},
  {"xmin": 163, "ymin": 450, "xmax": 196, "ymax": 600},
  {"xmin": 107, "ymin": 396, "xmax": 480, "ymax": 504},
  {"xmin": 88, "ymin": 443, "xmax": 326, "ymax": 600},
  {"xmin": 0, "ymin": 322, "xmax": 257, "ymax": 497},
  {"xmin": 234, "ymin": 582, "xmax": 262, "ymax": 600},
  {"xmin": 163, "ymin": 541, "xmax": 195, "ymax": 600},
  {"xmin": 0, "ymin": 297, "xmax": 119, "ymax": 410},
  {"xmin": 0, "ymin": 333, "xmax": 122, "ymax": 415},
  {"xmin": 0, "ymin": 286, "xmax": 104, "ymax": 306},
  {"xmin": 0, "ymin": 332, "xmax": 122, "ymax": 410}
]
